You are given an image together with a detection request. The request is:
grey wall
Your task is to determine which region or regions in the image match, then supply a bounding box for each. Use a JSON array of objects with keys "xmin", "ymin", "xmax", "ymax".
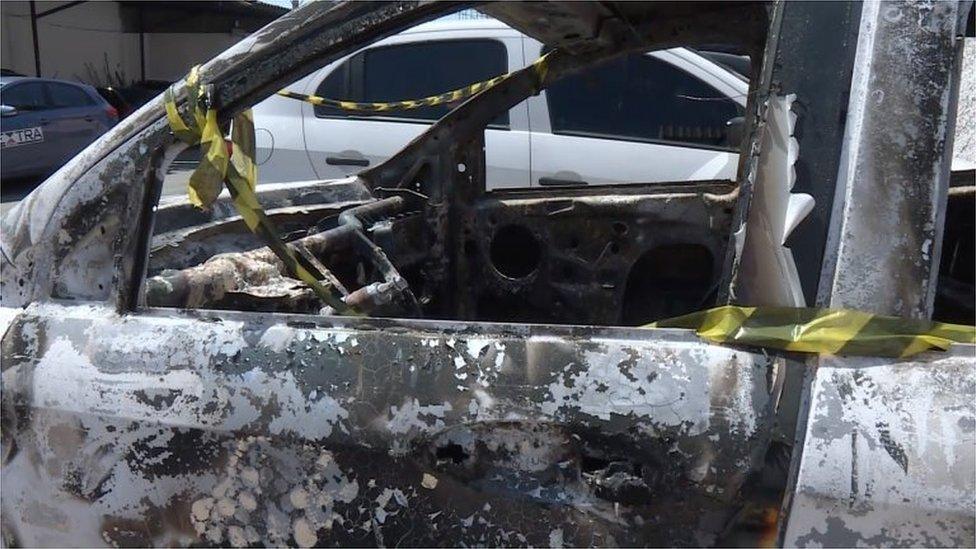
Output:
[{"xmin": 0, "ymin": 1, "xmax": 252, "ymax": 85}]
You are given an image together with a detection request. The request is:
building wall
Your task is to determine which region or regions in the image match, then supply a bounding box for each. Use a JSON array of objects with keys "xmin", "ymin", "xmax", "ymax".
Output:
[
  {"xmin": 0, "ymin": 1, "xmax": 35, "ymax": 75},
  {"xmin": 1, "ymin": 1, "xmax": 140, "ymax": 84},
  {"xmin": 0, "ymin": 2, "xmax": 251, "ymax": 85},
  {"xmin": 144, "ymin": 32, "xmax": 245, "ymax": 82}
]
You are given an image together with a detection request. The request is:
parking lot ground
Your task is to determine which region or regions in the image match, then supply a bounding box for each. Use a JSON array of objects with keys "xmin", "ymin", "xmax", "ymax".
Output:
[
  {"xmin": 161, "ymin": 161, "xmax": 195, "ymax": 198},
  {"xmin": 0, "ymin": 162, "xmax": 195, "ymax": 218}
]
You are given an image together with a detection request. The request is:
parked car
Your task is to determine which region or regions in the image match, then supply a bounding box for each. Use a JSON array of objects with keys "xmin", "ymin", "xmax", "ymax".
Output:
[
  {"xmin": 96, "ymin": 86, "xmax": 136, "ymax": 119},
  {"xmin": 0, "ymin": 76, "xmax": 117, "ymax": 180},
  {"xmin": 254, "ymin": 18, "xmax": 748, "ymax": 189}
]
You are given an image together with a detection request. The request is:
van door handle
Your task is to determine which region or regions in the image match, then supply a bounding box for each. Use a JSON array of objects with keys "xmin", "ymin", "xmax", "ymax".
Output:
[
  {"xmin": 326, "ymin": 156, "xmax": 370, "ymax": 167},
  {"xmin": 39, "ymin": 118, "xmax": 50, "ymax": 125},
  {"xmin": 539, "ymin": 177, "xmax": 588, "ymax": 187},
  {"xmin": 84, "ymin": 116, "xmax": 94, "ymax": 122}
]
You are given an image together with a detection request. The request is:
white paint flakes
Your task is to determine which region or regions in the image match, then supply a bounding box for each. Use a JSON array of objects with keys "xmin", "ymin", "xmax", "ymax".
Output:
[
  {"xmin": 293, "ymin": 517, "xmax": 317, "ymax": 548},
  {"xmin": 386, "ymin": 398, "xmax": 452, "ymax": 434},
  {"xmin": 258, "ymin": 325, "xmax": 295, "ymax": 352},
  {"xmin": 549, "ymin": 528, "xmax": 564, "ymax": 548},
  {"xmin": 540, "ymin": 345, "xmax": 710, "ymax": 433},
  {"xmin": 421, "ymin": 473, "xmax": 438, "ymax": 489}
]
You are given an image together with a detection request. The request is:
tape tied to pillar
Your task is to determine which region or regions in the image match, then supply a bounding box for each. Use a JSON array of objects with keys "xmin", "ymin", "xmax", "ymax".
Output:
[
  {"xmin": 277, "ymin": 51, "xmax": 552, "ymax": 112},
  {"xmin": 163, "ymin": 66, "xmax": 353, "ymax": 314},
  {"xmin": 647, "ymin": 305, "xmax": 976, "ymax": 358}
]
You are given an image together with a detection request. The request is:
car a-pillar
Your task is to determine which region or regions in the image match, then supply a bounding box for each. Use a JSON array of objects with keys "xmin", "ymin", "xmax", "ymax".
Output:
[{"xmin": 737, "ymin": 1, "xmax": 972, "ymax": 546}]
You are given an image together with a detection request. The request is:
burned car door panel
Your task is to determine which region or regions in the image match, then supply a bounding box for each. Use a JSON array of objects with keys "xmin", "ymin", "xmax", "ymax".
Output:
[
  {"xmin": 3, "ymin": 302, "xmax": 780, "ymax": 546},
  {"xmin": 781, "ymin": 350, "xmax": 975, "ymax": 547}
]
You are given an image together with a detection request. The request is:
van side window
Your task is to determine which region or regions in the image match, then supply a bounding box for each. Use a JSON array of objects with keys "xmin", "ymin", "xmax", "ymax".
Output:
[
  {"xmin": 314, "ymin": 39, "xmax": 509, "ymax": 126},
  {"xmin": 1, "ymin": 82, "xmax": 50, "ymax": 110},
  {"xmin": 546, "ymin": 53, "xmax": 741, "ymax": 149},
  {"xmin": 47, "ymin": 83, "xmax": 95, "ymax": 108}
]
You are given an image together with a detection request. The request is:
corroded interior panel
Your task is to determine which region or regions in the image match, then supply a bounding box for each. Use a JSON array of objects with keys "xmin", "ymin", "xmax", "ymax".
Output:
[{"xmin": 146, "ymin": 180, "xmax": 737, "ymax": 325}]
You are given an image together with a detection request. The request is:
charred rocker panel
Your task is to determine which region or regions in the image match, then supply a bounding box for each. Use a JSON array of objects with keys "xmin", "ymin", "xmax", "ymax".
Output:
[{"xmin": 2, "ymin": 302, "xmax": 781, "ymax": 546}]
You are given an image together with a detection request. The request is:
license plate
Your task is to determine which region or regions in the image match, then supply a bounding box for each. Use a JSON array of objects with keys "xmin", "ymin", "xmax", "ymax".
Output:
[{"xmin": 0, "ymin": 126, "xmax": 44, "ymax": 149}]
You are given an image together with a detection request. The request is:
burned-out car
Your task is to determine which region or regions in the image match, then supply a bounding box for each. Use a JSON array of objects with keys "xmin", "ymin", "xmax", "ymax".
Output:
[{"xmin": 1, "ymin": 1, "xmax": 973, "ymax": 547}]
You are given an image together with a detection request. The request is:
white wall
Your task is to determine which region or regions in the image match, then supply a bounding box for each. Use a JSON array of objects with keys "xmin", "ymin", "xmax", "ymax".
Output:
[{"xmin": 0, "ymin": 1, "xmax": 33, "ymax": 75}]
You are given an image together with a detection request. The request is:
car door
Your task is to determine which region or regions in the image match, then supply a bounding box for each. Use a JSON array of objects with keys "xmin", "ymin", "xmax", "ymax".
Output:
[
  {"xmin": 2, "ymin": 295, "xmax": 784, "ymax": 547},
  {"xmin": 301, "ymin": 33, "xmax": 531, "ymax": 189},
  {"xmin": 0, "ymin": 81, "xmax": 58, "ymax": 178},
  {"xmin": 527, "ymin": 44, "xmax": 746, "ymax": 187},
  {"xmin": 1, "ymin": 165, "xmax": 783, "ymax": 547},
  {"xmin": 43, "ymin": 82, "xmax": 103, "ymax": 166}
]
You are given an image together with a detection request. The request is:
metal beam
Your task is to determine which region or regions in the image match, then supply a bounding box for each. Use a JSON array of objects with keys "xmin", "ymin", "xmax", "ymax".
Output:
[
  {"xmin": 29, "ymin": 0, "xmax": 40, "ymax": 77},
  {"xmin": 719, "ymin": 0, "xmax": 862, "ymax": 308},
  {"xmin": 780, "ymin": 3, "xmax": 971, "ymax": 547},
  {"xmin": 815, "ymin": 0, "xmax": 966, "ymax": 319},
  {"xmin": 35, "ymin": 0, "xmax": 87, "ymax": 19}
]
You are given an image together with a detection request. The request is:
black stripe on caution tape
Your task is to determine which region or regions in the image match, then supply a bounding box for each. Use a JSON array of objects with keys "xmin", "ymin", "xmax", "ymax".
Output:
[{"xmin": 648, "ymin": 305, "xmax": 976, "ymax": 358}]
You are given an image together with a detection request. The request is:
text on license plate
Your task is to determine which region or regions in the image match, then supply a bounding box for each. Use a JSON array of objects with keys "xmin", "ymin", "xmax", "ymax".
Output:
[{"xmin": 0, "ymin": 127, "xmax": 44, "ymax": 149}]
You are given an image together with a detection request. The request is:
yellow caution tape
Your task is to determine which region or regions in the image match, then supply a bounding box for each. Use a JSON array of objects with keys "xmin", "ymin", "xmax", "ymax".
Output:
[
  {"xmin": 648, "ymin": 305, "xmax": 976, "ymax": 358},
  {"xmin": 278, "ymin": 51, "xmax": 551, "ymax": 113},
  {"xmin": 164, "ymin": 66, "xmax": 352, "ymax": 314}
]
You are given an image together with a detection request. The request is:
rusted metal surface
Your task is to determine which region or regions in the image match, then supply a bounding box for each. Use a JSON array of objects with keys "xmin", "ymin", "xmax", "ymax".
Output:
[
  {"xmin": 816, "ymin": 0, "xmax": 966, "ymax": 319},
  {"xmin": 2, "ymin": 302, "xmax": 781, "ymax": 546},
  {"xmin": 781, "ymin": 348, "xmax": 976, "ymax": 547},
  {"xmin": 0, "ymin": 0, "xmax": 972, "ymax": 546},
  {"xmin": 145, "ymin": 180, "xmax": 737, "ymax": 324},
  {"xmin": 774, "ymin": 3, "xmax": 976, "ymax": 547}
]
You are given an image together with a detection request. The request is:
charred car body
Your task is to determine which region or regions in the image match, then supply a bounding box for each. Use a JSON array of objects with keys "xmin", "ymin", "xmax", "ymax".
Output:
[{"xmin": 1, "ymin": 1, "xmax": 973, "ymax": 547}]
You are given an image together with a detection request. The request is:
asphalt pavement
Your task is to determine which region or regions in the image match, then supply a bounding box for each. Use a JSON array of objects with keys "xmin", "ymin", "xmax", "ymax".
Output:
[{"xmin": 1, "ymin": 161, "xmax": 194, "ymax": 217}]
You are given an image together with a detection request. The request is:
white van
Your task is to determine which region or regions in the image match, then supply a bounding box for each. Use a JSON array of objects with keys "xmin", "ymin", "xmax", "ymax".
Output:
[{"xmin": 253, "ymin": 17, "xmax": 749, "ymax": 189}]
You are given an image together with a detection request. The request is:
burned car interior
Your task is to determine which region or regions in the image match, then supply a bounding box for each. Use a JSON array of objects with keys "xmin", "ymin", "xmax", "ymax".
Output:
[
  {"xmin": 145, "ymin": 162, "xmax": 739, "ymax": 325},
  {"xmin": 143, "ymin": 2, "xmax": 764, "ymax": 327}
]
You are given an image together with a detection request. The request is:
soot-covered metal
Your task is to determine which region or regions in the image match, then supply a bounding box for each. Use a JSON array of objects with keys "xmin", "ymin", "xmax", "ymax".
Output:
[{"xmin": 1, "ymin": 0, "xmax": 973, "ymax": 547}]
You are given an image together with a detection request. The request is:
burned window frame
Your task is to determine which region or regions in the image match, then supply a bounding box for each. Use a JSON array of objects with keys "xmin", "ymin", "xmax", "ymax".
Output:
[
  {"xmin": 137, "ymin": 10, "xmax": 767, "ymax": 325},
  {"xmin": 1, "ymin": 1, "xmax": 771, "ymax": 322},
  {"xmin": 139, "ymin": 37, "xmax": 765, "ymax": 324}
]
